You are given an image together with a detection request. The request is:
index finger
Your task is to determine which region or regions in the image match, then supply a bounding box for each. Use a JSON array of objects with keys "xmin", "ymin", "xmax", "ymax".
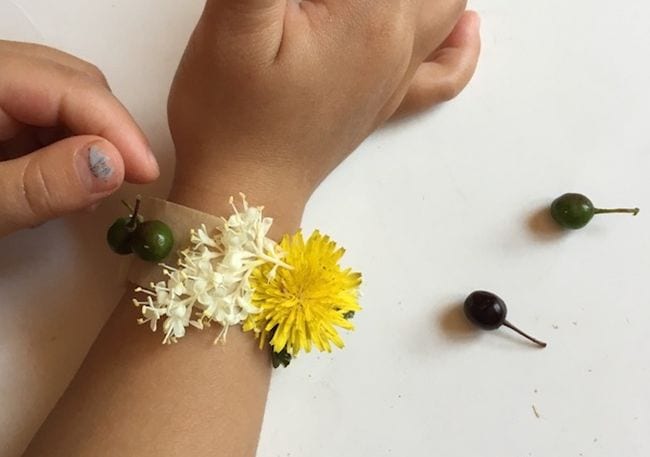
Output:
[{"xmin": 0, "ymin": 55, "xmax": 159, "ymax": 183}]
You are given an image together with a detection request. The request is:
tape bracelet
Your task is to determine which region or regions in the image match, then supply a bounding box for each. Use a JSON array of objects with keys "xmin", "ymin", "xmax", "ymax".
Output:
[{"xmin": 110, "ymin": 195, "xmax": 362, "ymax": 369}]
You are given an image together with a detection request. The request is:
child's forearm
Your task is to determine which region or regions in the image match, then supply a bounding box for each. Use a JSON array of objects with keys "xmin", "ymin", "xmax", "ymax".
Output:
[
  {"xmin": 24, "ymin": 175, "xmax": 302, "ymax": 457},
  {"xmin": 25, "ymin": 299, "xmax": 271, "ymax": 457}
]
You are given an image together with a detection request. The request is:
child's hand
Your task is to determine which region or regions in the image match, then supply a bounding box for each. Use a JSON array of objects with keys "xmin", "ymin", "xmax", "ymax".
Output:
[
  {"xmin": 168, "ymin": 0, "xmax": 480, "ymax": 230},
  {"xmin": 0, "ymin": 41, "xmax": 158, "ymax": 237}
]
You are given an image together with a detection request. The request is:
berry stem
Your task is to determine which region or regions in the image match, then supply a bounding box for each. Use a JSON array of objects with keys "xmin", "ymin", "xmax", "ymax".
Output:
[
  {"xmin": 126, "ymin": 196, "xmax": 142, "ymax": 230},
  {"xmin": 121, "ymin": 200, "xmax": 134, "ymax": 214},
  {"xmin": 503, "ymin": 320, "xmax": 547, "ymax": 348},
  {"xmin": 594, "ymin": 207, "xmax": 640, "ymax": 216}
]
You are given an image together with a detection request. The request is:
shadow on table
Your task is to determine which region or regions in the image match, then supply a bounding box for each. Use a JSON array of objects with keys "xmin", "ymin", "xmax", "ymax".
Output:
[
  {"xmin": 526, "ymin": 206, "xmax": 566, "ymax": 242},
  {"xmin": 436, "ymin": 300, "xmax": 480, "ymax": 342}
]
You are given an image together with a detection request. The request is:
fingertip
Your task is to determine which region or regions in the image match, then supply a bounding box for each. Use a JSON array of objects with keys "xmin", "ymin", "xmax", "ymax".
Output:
[
  {"xmin": 77, "ymin": 137, "xmax": 126, "ymax": 196},
  {"xmin": 465, "ymin": 11, "xmax": 482, "ymax": 46},
  {"xmin": 144, "ymin": 147, "xmax": 161, "ymax": 180},
  {"xmin": 123, "ymin": 146, "xmax": 160, "ymax": 184},
  {"xmin": 446, "ymin": 10, "xmax": 481, "ymax": 47},
  {"xmin": 464, "ymin": 10, "xmax": 481, "ymax": 29}
]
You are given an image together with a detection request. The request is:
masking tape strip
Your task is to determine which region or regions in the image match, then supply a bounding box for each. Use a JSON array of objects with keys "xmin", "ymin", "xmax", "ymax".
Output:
[{"xmin": 127, "ymin": 197, "xmax": 223, "ymax": 288}]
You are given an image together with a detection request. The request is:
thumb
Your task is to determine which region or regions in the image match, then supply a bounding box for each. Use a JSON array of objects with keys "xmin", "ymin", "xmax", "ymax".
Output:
[
  {"xmin": 0, "ymin": 136, "xmax": 124, "ymax": 237},
  {"xmin": 394, "ymin": 11, "xmax": 481, "ymax": 118}
]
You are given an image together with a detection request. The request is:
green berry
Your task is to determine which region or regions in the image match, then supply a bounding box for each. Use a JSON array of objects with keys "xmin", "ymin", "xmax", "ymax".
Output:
[
  {"xmin": 107, "ymin": 196, "xmax": 145, "ymax": 255},
  {"xmin": 131, "ymin": 220, "xmax": 174, "ymax": 262},
  {"xmin": 551, "ymin": 193, "xmax": 595, "ymax": 229},
  {"xmin": 106, "ymin": 217, "xmax": 135, "ymax": 255},
  {"xmin": 551, "ymin": 193, "xmax": 639, "ymax": 230}
]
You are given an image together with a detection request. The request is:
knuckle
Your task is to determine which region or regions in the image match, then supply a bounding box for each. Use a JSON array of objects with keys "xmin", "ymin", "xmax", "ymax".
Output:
[
  {"xmin": 4, "ymin": 41, "xmax": 111, "ymax": 87},
  {"xmin": 66, "ymin": 68, "xmax": 111, "ymax": 101},
  {"xmin": 81, "ymin": 62, "xmax": 110, "ymax": 87},
  {"xmin": 21, "ymin": 158, "xmax": 55, "ymax": 224},
  {"xmin": 63, "ymin": 60, "xmax": 109, "ymax": 88}
]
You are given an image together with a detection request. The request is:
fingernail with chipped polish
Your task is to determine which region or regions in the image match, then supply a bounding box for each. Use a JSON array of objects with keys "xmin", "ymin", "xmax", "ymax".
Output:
[
  {"xmin": 89, "ymin": 146, "xmax": 113, "ymax": 180},
  {"xmin": 77, "ymin": 144, "xmax": 117, "ymax": 194}
]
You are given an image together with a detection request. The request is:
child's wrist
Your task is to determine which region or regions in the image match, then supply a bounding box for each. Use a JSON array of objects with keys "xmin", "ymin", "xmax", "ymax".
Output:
[{"xmin": 169, "ymin": 158, "xmax": 309, "ymax": 239}]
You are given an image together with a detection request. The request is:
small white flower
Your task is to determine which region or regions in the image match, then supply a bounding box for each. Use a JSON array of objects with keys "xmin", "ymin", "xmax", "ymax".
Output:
[
  {"xmin": 165, "ymin": 271, "xmax": 186, "ymax": 296},
  {"xmin": 133, "ymin": 194, "xmax": 291, "ymax": 345},
  {"xmin": 162, "ymin": 304, "xmax": 191, "ymax": 344},
  {"xmin": 134, "ymin": 295, "xmax": 165, "ymax": 332},
  {"xmin": 191, "ymin": 225, "xmax": 220, "ymax": 249}
]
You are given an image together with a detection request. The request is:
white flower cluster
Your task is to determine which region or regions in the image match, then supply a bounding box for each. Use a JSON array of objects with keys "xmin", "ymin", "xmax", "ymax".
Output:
[{"xmin": 133, "ymin": 195, "xmax": 288, "ymax": 344}]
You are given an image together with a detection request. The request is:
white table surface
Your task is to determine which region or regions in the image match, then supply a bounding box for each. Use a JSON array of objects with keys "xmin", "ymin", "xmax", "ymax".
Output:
[{"xmin": 1, "ymin": 1, "xmax": 648, "ymax": 456}]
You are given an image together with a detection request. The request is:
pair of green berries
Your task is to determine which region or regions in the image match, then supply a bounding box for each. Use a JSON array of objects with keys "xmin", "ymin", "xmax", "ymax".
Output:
[{"xmin": 106, "ymin": 197, "xmax": 174, "ymax": 262}]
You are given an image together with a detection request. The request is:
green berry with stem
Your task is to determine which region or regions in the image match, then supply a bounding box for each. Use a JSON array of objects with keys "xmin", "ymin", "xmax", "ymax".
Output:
[
  {"xmin": 550, "ymin": 193, "xmax": 639, "ymax": 230},
  {"xmin": 106, "ymin": 197, "xmax": 143, "ymax": 255}
]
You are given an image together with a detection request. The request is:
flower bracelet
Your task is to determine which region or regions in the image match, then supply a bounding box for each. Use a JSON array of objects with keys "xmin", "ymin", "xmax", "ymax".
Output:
[{"xmin": 108, "ymin": 195, "xmax": 362, "ymax": 368}]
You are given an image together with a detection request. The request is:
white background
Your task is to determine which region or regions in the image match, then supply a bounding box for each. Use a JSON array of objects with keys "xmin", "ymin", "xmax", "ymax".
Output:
[{"xmin": 1, "ymin": 1, "xmax": 648, "ymax": 456}]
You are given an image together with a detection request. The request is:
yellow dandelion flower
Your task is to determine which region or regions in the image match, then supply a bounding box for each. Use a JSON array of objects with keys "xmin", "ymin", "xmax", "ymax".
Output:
[{"xmin": 243, "ymin": 230, "xmax": 362, "ymax": 356}]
